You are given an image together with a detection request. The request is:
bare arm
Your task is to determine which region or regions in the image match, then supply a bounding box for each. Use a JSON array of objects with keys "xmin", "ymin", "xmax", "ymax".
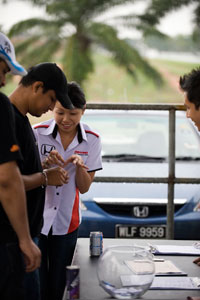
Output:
[
  {"xmin": 0, "ymin": 161, "xmax": 41, "ymax": 272},
  {"xmin": 22, "ymin": 166, "xmax": 69, "ymax": 191},
  {"xmin": 22, "ymin": 172, "xmax": 46, "ymax": 191},
  {"xmin": 76, "ymin": 166, "xmax": 95, "ymax": 194},
  {"xmin": 65, "ymin": 154, "xmax": 95, "ymax": 194}
]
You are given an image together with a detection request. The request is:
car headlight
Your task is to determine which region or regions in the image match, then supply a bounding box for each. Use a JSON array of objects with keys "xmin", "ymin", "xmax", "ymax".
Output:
[
  {"xmin": 80, "ymin": 200, "xmax": 87, "ymax": 211},
  {"xmin": 193, "ymin": 202, "xmax": 200, "ymax": 212}
]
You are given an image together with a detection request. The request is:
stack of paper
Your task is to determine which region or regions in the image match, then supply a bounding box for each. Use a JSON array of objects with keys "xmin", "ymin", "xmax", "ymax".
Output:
[
  {"xmin": 150, "ymin": 277, "xmax": 200, "ymax": 290},
  {"xmin": 150, "ymin": 245, "xmax": 200, "ymax": 256},
  {"xmin": 154, "ymin": 260, "xmax": 187, "ymax": 276}
]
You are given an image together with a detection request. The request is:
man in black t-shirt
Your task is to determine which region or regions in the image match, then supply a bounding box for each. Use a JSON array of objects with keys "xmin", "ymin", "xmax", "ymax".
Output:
[
  {"xmin": 9, "ymin": 62, "xmax": 73, "ymax": 300},
  {"xmin": 0, "ymin": 32, "xmax": 41, "ymax": 300}
]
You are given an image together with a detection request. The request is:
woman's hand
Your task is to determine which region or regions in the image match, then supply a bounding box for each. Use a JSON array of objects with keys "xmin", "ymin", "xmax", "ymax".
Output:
[
  {"xmin": 42, "ymin": 150, "xmax": 65, "ymax": 168},
  {"xmin": 64, "ymin": 154, "xmax": 88, "ymax": 170}
]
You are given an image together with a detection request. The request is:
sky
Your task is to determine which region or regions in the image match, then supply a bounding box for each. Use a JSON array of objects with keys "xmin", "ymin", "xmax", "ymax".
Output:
[{"xmin": 0, "ymin": 0, "xmax": 195, "ymax": 38}]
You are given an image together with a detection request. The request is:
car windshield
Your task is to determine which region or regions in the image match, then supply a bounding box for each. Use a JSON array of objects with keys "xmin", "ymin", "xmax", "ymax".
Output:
[{"xmin": 82, "ymin": 110, "xmax": 200, "ymax": 160}]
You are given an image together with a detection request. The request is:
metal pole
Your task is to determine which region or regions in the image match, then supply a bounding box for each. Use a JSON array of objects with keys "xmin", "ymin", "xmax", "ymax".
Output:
[
  {"xmin": 86, "ymin": 103, "xmax": 186, "ymax": 111},
  {"xmin": 167, "ymin": 109, "xmax": 176, "ymax": 239}
]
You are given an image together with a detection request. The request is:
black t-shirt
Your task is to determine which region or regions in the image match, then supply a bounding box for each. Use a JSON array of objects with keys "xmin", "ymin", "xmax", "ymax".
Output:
[
  {"xmin": 13, "ymin": 104, "xmax": 45, "ymax": 239},
  {"xmin": 0, "ymin": 92, "xmax": 23, "ymax": 243}
]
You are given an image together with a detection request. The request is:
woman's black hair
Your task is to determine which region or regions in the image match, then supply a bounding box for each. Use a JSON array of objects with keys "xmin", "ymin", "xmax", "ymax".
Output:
[{"xmin": 67, "ymin": 81, "xmax": 86, "ymax": 109}]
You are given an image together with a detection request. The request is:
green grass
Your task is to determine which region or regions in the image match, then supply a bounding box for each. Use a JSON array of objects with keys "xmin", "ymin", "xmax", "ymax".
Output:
[
  {"xmin": 83, "ymin": 53, "xmax": 199, "ymax": 104},
  {"xmin": 2, "ymin": 53, "xmax": 199, "ymax": 125},
  {"xmin": 150, "ymin": 59, "xmax": 200, "ymax": 77}
]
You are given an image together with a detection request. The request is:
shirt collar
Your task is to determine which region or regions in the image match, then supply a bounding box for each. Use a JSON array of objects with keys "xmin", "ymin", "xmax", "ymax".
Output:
[
  {"xmin": 39, "ymin": 119, "xmax": 57, "ymax": 136},
  {"xmin": 79, "ymin": 123, "xmax": 87, "ymax": 142},
  {"xmin": 41, "ymin": 120, "xmax": 88, "ymax": 143}
]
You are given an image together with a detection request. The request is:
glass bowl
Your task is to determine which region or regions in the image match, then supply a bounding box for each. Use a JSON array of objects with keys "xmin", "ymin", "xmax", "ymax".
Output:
[{"xmin": 97, "ymin": 245, "xmax": 155, "ymax": 299}]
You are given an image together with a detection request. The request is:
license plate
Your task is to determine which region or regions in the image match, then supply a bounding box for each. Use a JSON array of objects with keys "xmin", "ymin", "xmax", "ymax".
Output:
[{"xmin": 115, "ymin": 225, "xmax": 166, "ymax": 238}]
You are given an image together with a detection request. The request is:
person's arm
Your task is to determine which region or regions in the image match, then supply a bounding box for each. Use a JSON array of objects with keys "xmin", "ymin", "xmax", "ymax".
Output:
[
  {"xmin": 76, "ymin": 166, "xmax": 95, "ymax": 194},
  {"xmin": 65, "ymin": 154, "xmax": 94, "ymax": 194},
  {"xmin": 0, "ymin": 160, "xmax": 41, "ymax": 272},
  {"xmin": 22, "ymin": 166, "xmax": 69, "ymax": 191}
]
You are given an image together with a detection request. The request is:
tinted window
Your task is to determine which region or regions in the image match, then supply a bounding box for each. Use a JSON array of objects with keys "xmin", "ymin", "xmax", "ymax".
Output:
[{"xmin": 82, "ymin": 110, "xmax": 200, "ymax": 158}]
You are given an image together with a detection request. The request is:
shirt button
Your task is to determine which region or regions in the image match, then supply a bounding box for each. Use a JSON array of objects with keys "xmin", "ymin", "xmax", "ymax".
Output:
[
  {"xmin": 54, "ymin": 207, "xmax": 57, "ymax": 210},
  {"xmin": 56, "ymin": 192, "xmax": 59, "ymax": 195}
]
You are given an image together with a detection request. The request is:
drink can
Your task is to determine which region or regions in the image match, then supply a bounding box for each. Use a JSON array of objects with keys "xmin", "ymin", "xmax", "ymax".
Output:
[
  {"xmin": 62, "ymin": 265, "xmax": 80, "ymax": 300},
  {"xmin": 90, "ymin": 231, "xmax": 103, "ymax": 256}
]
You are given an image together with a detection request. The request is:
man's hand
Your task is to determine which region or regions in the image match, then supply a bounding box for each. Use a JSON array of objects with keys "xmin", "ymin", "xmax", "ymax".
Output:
[
  {"xmin": 46, "ymin": 166, "xmax": 69, "ymax": 186},
  {"xmin": 193, "ymin": 257, "xmax": 200, "ymax": 266},
  {"xmin": 19, "ymin": 238, "xmax": 41, "ymax": 272}
]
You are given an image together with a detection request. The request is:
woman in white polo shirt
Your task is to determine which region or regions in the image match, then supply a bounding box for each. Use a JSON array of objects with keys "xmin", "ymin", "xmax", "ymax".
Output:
[{"xmin": 33, "ymin": 82, "xmax": 102, "ymax": 300}]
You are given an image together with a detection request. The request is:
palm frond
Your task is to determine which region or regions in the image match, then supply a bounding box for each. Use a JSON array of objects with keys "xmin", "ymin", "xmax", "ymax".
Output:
[
  {"xmin": 89, "ymin": 22, "xmax": 163, "ymax": 86},
  {"xmin": 14, "ymin": 35, "xmax": 40, "ymax": 55},
  {"xmin": 194, "ymin": 3, "xmax": 200, "ymax": 26},
  {"xmin": 8, "ymin": 18, "xmax": 54, "ymax": 36},
  {"xmin": 136, "ymin": 24, "xmax": 168, "ymax": 38},
  {"xmin": 21, "ymin": 38, "xmax": 61, "ymax": 66},
  {"xmin": 140, "ymin": 0, "xmax": 196, "ymax": 26},
  {"xmin": 46, "ymin": 0, "xmax": 138, "ymax": 21}
]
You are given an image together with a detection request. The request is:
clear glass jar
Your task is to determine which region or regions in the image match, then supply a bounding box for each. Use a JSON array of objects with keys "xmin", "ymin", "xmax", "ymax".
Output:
[{"xmin": 97, "ymin": 245, "xmax": 155, "ymax": 299}]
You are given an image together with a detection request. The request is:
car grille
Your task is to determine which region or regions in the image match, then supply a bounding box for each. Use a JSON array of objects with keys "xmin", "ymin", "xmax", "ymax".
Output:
[{"xmin": 93, "ymin": 198, "xmax": 187, "ymax": 218}]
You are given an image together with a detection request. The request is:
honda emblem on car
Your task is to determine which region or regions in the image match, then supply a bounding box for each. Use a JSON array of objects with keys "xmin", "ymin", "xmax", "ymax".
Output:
[{"xmin": 133, "ymin": 206, "xmax": 149, "ymax": 218}]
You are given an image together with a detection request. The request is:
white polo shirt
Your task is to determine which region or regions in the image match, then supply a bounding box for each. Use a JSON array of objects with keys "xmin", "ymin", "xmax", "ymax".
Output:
[{"xmin": 33, "ymin": 119, "xmax": 102, "ymax": 235}]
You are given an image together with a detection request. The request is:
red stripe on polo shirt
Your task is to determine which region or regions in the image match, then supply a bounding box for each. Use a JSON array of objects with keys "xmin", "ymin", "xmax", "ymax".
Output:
[
  {"xmin": 85, "ymin": 130, "xmax": 99, "ymax": 137},
  {"xmin": 34, "ymin": 125, "xmax": 49, "ymax": 129},
  {"xmin": 68, "ymin": 188, "xmax": 80, "ymax": 233}
]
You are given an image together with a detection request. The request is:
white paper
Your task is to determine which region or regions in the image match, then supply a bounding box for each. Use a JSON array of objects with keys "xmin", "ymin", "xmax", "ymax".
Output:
[
  {"xmin": 124, "ymin": 260, "xmax": 154, "ymax": 274},
  {"xmin": 150, "ymin": 277, "xmax": 200, "ymax": 290},
  {"xmin": 120, "ymin": 274, "xmax": 152, "ymax": 287},
  {"xmin": 153, "ymin": 245, "xmax": 200, "ymax": 255},
  {"xmin": 154, "ymin": 260, "xmax": 187, "ymax": 276}
]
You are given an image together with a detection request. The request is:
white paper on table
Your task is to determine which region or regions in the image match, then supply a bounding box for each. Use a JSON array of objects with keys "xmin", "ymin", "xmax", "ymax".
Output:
[
  {"xmin": 124, "ymin": 259, "xmax": 186, "ymax": 276},
  {"xmin": 153, "ymin": 245, "xmax": 200, "ymax": 256},
  {"xmin": 124, "ymin": 260, "xmax": 153, "ymax": 274},
  {"xmin": 150, "ymin": 277, "xmax": 200, "ymax": 290},
  {"xmin": 154, "ymin": 260, "xmax": 187, "ymax": 276}
]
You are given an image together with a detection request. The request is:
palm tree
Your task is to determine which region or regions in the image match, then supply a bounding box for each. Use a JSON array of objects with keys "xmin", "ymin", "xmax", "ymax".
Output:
[{"xmin": 7, "ymin": 0, "xmax": 163, "ymax": 85}]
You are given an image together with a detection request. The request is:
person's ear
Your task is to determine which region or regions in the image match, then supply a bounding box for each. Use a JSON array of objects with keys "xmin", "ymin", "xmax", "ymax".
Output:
[
  {"xmin": 32, "ymin": 81, "xmax": 44, "ymax": 93},
  {"xmin": 82, "ymin": 104, "xmax": 86, "ymax": 115}
]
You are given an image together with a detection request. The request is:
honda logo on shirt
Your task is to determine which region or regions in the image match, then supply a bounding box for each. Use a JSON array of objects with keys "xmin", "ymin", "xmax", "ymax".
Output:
[
  {"xmin": 133, "ymin": 206, "xmax": 149, "ymax": 218},
  {"xmin": 41, "ymin": 144, "xmax": 56, "ymax": 155}
]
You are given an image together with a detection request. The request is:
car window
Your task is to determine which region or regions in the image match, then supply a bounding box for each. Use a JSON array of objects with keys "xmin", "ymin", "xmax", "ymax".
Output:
[{"xmin": 82, "ymin": 110, "xmax": 200, "ymax": 159}]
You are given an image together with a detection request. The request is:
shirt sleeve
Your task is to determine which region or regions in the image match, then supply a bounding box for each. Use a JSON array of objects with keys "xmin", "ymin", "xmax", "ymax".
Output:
[
  {"xmin": 0, "ymin": 93, "xmax": 22, "ymax": 164},
  {"xmin": 86, "ymin": 135, "xmax": 102, "ymax": 172}
]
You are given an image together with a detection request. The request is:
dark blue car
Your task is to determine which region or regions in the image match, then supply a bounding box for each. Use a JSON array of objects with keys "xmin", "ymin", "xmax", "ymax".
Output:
[{"xmin": 78, "ymin": 110, "xmax": 200, "ymax": 240}]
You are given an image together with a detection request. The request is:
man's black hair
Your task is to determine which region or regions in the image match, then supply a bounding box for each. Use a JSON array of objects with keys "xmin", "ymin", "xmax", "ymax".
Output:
[
  {"xmin": 179, "ymin": 68, "xmax": 200, "ymax": 109},
  {"xmin": 67, "ymin": 81, "xmax": 86, "ymax": 109},
  {"xmin": 19, "ymin": 66, "xmax": 49, "ymax": 93}
]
